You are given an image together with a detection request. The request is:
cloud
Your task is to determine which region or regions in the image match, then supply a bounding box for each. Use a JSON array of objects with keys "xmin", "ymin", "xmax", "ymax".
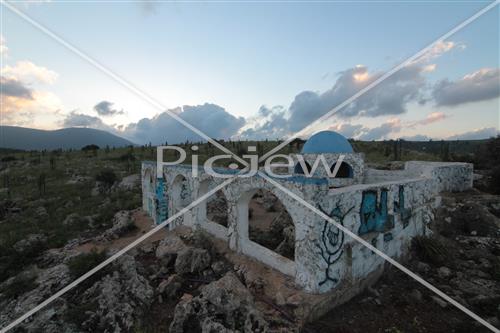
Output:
[
  {"xmin": 2, "ymin": 61, "xmax": 58, "ymax": 84},
  {"xmin": 433, "ymin": 68, "xmax": 500, "ymax": 107},
  {"xmin": 1, "ymin": 76, "xmax": 33, "ymax": 99},
  {"xmin": 357, "ymin": 118, "xmax": 402, "ymax": 141},
  {"xmin": 407, "ymin": 112, "xmax": 447, "ymax": 128},
  {"xmin": 0, "ymin": 35, "xmax": 7, "ymax": 56},
  {"xmin": 328, "ymin": 123, "xmax": 364, "ymax": 139},
  {"xmin": 412, "ymin": 41, "xmax": 464, "ymax": 64},
  {"xmin": 402, "ymin": 134, "xmax": 432, "ymax": 141},
  {"xmin": 63, "ymin": 111, "xmax": 107, "ymax": 128},
  {"xmin": 238, "ymin": 41, "xmax": 468, "ymax": 140},
  {"xmin": 0, "ymin": 62, "xmax": 62, "ymax": 128},
  {"xmin": 240, "ymin": 106, "xmax": 289, "ymax": 140},
  {"xmin": 446, "ymin": 127, "xmax": 499, "ymax": 140},
  {"xmin": 124, "ymin": 103, "xmax": 245, "ymax": 144},
  {"xmin": 94, "ymin": 100, "xmax": 124, "ymax": 116}
]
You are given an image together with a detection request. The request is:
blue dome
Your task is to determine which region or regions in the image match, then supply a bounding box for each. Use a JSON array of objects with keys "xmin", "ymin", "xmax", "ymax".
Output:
[{"xmin": 301, "ymin": 130, "xmax": 354, "ymax": 154}]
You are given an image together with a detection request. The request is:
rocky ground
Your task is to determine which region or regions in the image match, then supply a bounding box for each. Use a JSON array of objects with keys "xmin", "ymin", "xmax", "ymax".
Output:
[
  {"xmin": 2, "ymin": 186, "xmax": 498, "ymax": 333},
  {"xmin": 1, "ymin": 153, "xmax": 499, "ymax": 333},
  {"xmin": 304, "ymin": 189, "xmax": 500, "ymax": 333}
]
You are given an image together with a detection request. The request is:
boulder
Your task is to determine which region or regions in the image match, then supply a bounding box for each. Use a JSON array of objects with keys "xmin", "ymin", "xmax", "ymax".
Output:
[
  {"xmin": 13, "ymin": 234, "xmax": 47, "ymax": 253},
  {"xmin": 169, "ymin": 272, "xmax": 268, "ymax": 333},
  {"xmin": 157, "ymin": 274, "xmax": 183, "ymax": 300},
  {"xmin": 95, "ymin": 211, "xmax": 134, "ymax": 242},
  {"xmin": 118, "ymin": 174, "xmax": 140, "ymax": 190},
  {"xmin": 79, "ymin": 254, "xmax": 154, "ymax": 332},
  {"xmin": 174, "ymin": 247, "xmax": 211, "ymax": 275}
]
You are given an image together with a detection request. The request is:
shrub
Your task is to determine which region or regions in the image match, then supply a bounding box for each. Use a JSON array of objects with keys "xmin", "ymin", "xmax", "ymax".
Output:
[
  {"xmin": 67, "ymin": 249, "xmax": 107, "ymax": 279},
  {"xmin": 412, "ymin": 235, "xmax": 448, "ymax": 265},
  {"xmin": 95, "ymin": 169, "xmax": 117, "ymax": 187},
  {"xmin": 489, "ymin": 166, "xmax": 500, "ymax": 194},
  {"xmin": 82, "ymin": 144, "xmax": 100, "ymax": 152},
  {"xmin": 1, "ymin": 156, "xmax": 16, "ymax": 162},
  {"xmin": 0, "ymin": 274, "xmax": 38, "ymax": 299}
]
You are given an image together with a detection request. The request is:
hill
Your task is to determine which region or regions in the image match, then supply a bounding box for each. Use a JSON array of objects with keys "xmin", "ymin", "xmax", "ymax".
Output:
[{"xmin": 0, "ymin": 126, "xmax": 133, "ymax": 150}]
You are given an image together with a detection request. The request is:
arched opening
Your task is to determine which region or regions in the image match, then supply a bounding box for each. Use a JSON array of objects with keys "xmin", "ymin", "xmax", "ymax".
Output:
[
  {"xmin": 171, "ymin": 174, "xmax": 191, "ymax": 212},
  {"xmin": 207, "ymin": 190, "xmax": 229, "ymax": 227},
  {"xmin": 330, "ymin": 161, "xmax": 353, "ymax": 178},
  {"xmin": 196, "ymin": 180, "xmax": 229, "ymax": 239},
  {"xmin": 248, "ymin": 189, "xmax": 295, "ymax": 260},
  {"xmin": 294, "ymin": 161, "xmax": 311, "ymax": 175},
  {"xmin": 143, "ymin": 169, "xmax": 154, "ymax": 193},
  {"xmin": 143, "ymin": 169, "xmax": 155, "ymax": 216}
]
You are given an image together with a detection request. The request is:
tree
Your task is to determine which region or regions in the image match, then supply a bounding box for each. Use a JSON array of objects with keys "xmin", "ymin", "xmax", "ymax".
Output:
[{"xmin": 95, "ymin": 169, "xmax": 117, "ymax": 188}]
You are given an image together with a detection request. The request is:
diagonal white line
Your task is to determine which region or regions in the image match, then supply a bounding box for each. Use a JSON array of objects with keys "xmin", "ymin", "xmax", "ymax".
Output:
[
  {"xmin": 0, "ymin": 0, "xmax": 249, "ymax": 168},
  {"xmin": 258, "ymin": 0, "xmax": 499, "ymax": 163},
  {"xmin": 257, "ymin": 171, "xmax": 500, "ymax": 333},
  {"xmin": 0, "ymin": 176, "xmax": 238, "ymax": 333}
]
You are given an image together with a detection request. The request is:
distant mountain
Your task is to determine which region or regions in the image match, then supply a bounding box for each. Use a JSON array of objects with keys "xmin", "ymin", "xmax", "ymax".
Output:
[{"xmin": 0, "ymin": 126, "xmax": 134, "ymax": 150}]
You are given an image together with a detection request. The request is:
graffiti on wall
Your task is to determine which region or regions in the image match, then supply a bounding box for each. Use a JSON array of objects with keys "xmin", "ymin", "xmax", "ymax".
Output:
[
  {"xmin": 155, "ymin": 178, "xmax": 168, "ymax": 224},
  {"xmin": 315, "ymin": 204, "xmax": 354, "ymax": 286},
  {"xmin": 358, "ymin": 189, "xmax": 394, "ymax": 235},
  {"xmin": 394, "ymin": 185, "xmax": 411, "ymax": 228}
]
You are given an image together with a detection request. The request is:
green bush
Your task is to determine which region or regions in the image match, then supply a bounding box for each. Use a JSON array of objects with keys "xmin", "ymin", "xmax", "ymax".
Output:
[
  {"xmin": 95, "ymin": 169, "xmax": 117, "ymax": 187},
  {"xmin": 0, "ymin": 274, "xmax": 38, "ymax": 299},
  {"xmin": 67, "ymin": 249, "xmax": 107, "ymax": 279},
  {"xmin": 489, "ymin": 166, "xmax": 500, "ymax": 194},
  {"xmin": 412, "ymin": 235, "xmax": 449, "ymax": 265}
]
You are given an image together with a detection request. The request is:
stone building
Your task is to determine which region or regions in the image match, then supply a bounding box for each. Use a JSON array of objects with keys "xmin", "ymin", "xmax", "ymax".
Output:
[{"xmin": 142, "ymin": 131, "xmax": 473, "ymax": 294}]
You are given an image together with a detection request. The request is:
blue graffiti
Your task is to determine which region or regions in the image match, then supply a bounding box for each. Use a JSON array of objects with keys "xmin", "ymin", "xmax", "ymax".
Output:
[
  {"xmin": 155, "ymin": 178, "xmax": 168, "ymax": 225},
  {"xmin": 358, "ymin": 189, "xmax": 394, "ymax": 235},
  {"xmin": 394, "ymin": 185, "xmax": 411, "ymax": 228}
]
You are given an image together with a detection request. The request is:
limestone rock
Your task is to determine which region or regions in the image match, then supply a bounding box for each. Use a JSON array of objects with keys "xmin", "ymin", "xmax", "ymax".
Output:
[
  {"xmin": 13, "ymin": 234, "xmax": 47, "ymax": 253},
  {"xmin": 118, "ymin": 174, "xmax": 140, "ymax": 190},
  {"xmin": 438, "ymin": 266, "xmax": 451, "ymax": 279},
  {"xmin": 157, "ymin": 274, "xmax": 183, "ymax": 300},
  {"xmin": 155, "ymin": 234, "xmax": 187, "ymax": 259},
  {"xmin": 175, "ymin": 247, "xmax": 211, "ymax": 275},
  {"xmin": 79, "ymin": 254, "xmax": 154, "ymax": 332},
  {"xmin": 97, "ymin": 210, "xmax": 134, "ymax": 241},
  {"xmin": 169, "ymin": 272, "xmax": 268, "ymax": 333}
]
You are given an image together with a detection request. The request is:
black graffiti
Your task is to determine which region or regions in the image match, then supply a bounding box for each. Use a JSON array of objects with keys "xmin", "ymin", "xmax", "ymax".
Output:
[{"xmin": 315, "ymin": 204, "xmax": 354, "ymax": 286}]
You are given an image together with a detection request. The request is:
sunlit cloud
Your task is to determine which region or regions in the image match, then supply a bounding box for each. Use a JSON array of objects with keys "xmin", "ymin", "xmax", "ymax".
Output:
[
  {"xmin": 2, "ymin": 61, "xmax": 58, "ymax": 85},
  {"xmin": 0, "ymin": 35, "xmax": 7, "ymax": 56}
]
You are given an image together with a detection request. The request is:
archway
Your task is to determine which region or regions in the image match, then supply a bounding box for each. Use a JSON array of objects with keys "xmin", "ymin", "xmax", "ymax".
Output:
[
  {"xmin": 207, "ymin": 190, "xmax": 229, "ymax": 227},
  {"xmin": 330, "ymin": 161, "xmax": 353, "ymax": 178},
  {"xmin": 294, "ymin": 161, "xmax": 312, "ymax": 175},
  {"xmin": 196, "ymin": 180, "xmax": 229, "ymax": 239},
  {"xmin": 143, "ymin": 169, "xmax": 155, "ymax": 216},
  {"xmin": 247, "ymin": 189, "xmax": 295, "ymax": 260},
  {"xmin": 171, "ymin": 174, "xmax": 191, "ymax": 212}
]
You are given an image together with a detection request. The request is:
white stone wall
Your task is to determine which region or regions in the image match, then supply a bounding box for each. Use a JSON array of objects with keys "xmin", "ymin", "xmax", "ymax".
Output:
[{"xmin": 141, "ymin": 160, "xmax": 472, "ymax": 294}]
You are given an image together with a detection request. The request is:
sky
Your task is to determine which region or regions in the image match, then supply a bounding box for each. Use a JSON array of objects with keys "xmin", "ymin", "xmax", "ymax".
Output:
[{"xmin": 1, "ymin": 0, "xmax": 499, "ymax": 144}]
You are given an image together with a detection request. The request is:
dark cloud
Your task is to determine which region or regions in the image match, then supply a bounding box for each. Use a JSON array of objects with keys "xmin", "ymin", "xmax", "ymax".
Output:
[
  {"xmin": 1, "ymin": 76, "xmax": 33, "ymax": 99},
  {"xmin": 446, "ymin": 127, "xmax": 499, "ymax": 140},
  {"xmin": 240, "ymin": 106, "xmax": 288, "ymax": 140},
  {"xmin": 287, "ymin": 64, "xmax": 426, "ymax": 131},
  {"xmin": 124, "ymin": 103, "xmax": 245, "ymax": 144},
  {"xmin": 358, "ymin": 120, "xmax": 402, "ymax": 141},
  {"xmin": 433, "ymin": 68, "xmax": 500, "ymax": 107},
  {"xmin": 241, "ymin": 63, "xmax": 429, "ymax": 139},
  {"xmin": 94, "ymin": 100, "xmax": 124, "ymax": 116},
  {"xmin": 63, "ymin": 111, "xmax": 110, "ymax": 130}
]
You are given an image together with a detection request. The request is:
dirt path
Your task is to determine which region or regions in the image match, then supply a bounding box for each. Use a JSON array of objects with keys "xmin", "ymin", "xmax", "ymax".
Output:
[{"xmin": 76, "ymin": 210, "xmax": 167, "ymax": 253}]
